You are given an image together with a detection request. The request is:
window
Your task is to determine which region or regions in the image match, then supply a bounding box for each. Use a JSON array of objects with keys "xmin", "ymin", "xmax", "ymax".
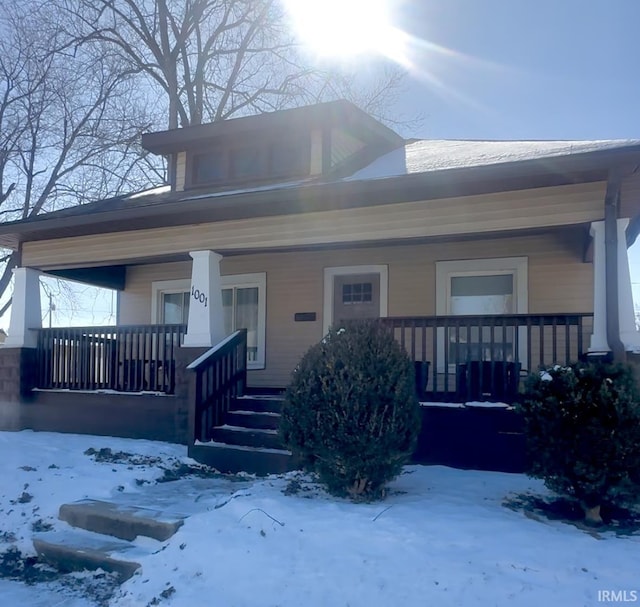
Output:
[
  {"xmin": 231, "ymin": 147, "xmax": 265, "ymax": 180},
  {"xmin": 162, "ymin": 291, "xmax": 190, "ymax": 325},
  {"xmin": 188, "ymin": 136, "xmax": 310, "ymax": 187},
  {"xmin": 435, "ymin": 258, "xmax": 528, "ymax": 369},
  {"xmin": 223, "ymin": 285, "xmax": 260, "ymax": 363},
  {"xmin": 193, "ymin": 150, "xmax": 226, "ymax": 184},
  {"xmin": 342, "ymin": 282, "xmax": 373, "ymax": 304},
  {"xmin": 270, "ymin": 138, "xmax": 309, "ymax": 177},
  {"xmin": 152, "ymin": 273, "xmax": 266, "ymax": 369}
]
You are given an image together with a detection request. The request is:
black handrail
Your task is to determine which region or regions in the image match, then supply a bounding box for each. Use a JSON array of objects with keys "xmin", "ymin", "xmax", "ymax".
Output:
[
  {"xmin": 381, "ymin": 313, "xmax": 594, "ymax": 403},
  {"xmin": 189, "ymin": 329, "xmax": 248, "ymax": 443},
  {"xmin": 35, "ymin": 324, "xmax": 187, "ymax": 394}
]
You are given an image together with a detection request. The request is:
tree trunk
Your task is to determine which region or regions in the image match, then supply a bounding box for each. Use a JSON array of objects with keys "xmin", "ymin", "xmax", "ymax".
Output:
[{"xmin": 584, "ymin": 504, "xmax": 603, "ymax": 525}]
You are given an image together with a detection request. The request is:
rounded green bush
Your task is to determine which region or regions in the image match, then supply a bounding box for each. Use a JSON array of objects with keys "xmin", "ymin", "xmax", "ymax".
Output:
[
  {"xmin": 280, "ymin": 320, "xmax": 421, "ymax": 500},
  {"xmin": 518, "ymin": 361, "xmax": 640, "ymax": 521}
]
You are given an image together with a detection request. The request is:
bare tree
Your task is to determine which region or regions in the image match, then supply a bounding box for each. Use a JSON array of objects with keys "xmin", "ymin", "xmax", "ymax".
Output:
[
  {"xmin": 0, "ymin": 1, "xmax": 155, "ymax": 318},
  {"xmin": 0, "ymin": 0, "xmax": 408, "ymax": 323},
  {"xmin": 62, "ymin": 0, "xmax": 406, "ymax": 129}
]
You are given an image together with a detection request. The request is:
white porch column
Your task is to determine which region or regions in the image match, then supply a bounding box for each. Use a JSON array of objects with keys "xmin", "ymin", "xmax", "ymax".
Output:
[
  {"xmin": 589, "ymin": 221, "xmax": 610, "ymax": 353},
  {"xmin": 616, "ymin": 218, "xmax": 640, "ymax": 351},
  {"xmin": 182, "ymin": 250, "xmax": 226, "ymax": 348},
  {"xmin": 3, "ymin": 267, "xmax": 42, "ymax": 348}
]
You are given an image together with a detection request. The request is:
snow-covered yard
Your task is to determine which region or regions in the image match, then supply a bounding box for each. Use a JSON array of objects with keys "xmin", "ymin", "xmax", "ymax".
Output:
[{"xmin": 0, "ymin": 430, "xmax": 638, "ymax": 607}]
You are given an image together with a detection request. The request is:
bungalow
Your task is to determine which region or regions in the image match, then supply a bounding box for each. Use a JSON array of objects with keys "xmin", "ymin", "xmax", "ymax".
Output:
[{"xmin": 1, "ymin": 100, "xmax": 639, "ymax": 474}]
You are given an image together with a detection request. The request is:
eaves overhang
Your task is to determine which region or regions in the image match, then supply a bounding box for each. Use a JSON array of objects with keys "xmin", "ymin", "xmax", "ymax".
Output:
[
  {"xmin": 2, "ymin": 145, "xmax": 640, "ymax": 251},
  {"xmin": 141, "ymin": 100, "xmax": 404, "ymax": 155}
]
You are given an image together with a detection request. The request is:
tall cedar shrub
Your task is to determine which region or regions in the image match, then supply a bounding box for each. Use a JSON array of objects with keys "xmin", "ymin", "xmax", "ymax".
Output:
[
  {"xmin": 280, "ymin": 320, "xmax": 421, "ymax": 501},
  {"xmin": 518, "ymin": 361, "xmax": 640, "ymax": 522}
]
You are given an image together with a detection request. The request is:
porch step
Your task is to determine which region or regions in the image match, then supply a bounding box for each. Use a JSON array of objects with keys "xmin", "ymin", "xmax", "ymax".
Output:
[
  {"xmin": 59, "ymin": 499, "xmax": 184, "ymax": 541},
  {"xmin": 210, "ymin": 425, "xmax": 283, "ymax": 450},
  {"xmin": 225, "ymin": 410, "xmax": 280, "ymax": 430},
  {"xmin": 33, "ymin": 528, "xmax": 157, "ymax": 581},
  {"xmin": 189, "ymin": 442, "xmax": 299, "ymax": 476},
  {"xmin": 230, "ymin": 395, "xmax": 284, "ymax": 414}
]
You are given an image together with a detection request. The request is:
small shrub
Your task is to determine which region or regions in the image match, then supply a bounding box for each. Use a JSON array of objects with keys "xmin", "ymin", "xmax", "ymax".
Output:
[
  {"xmin": 518, "ymin": 361, "xmax": 640, "ymax": 523},
  {"xmin": 280, "ymin": 320, "xmax": 421, "ymax": 501}
]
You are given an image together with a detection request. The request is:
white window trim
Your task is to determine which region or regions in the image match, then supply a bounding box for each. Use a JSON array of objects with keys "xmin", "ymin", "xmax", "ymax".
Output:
[
  {"xmin": 152, "ymin": 279, "xmax": 190, "ymax": 323},
  {"xmin": 323, "ymin": 264, "xmax": 388, "ymax": 335},
  {"xmin": 435, "ymin": 257, "xmax": 528, "ymax": 371},
  {"xmin": 151, "ymin": 273, "xmax": 267, "ymax": 370}
]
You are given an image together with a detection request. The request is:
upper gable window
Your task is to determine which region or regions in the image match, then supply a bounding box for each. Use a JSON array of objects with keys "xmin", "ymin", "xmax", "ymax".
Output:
[
  {"xmin": 231, "ymin": 146, "xmax": 265, "ymax": 180},
  {"xmin": 270, "ymin": 139, "xmax": 309, "ymax": 178},
  {"xmin": 193, "ymin": 149, "xmax": 226, "ymax": 184},
  {"xmin": 188, "ymin": 134, "xmax": 310, "ymax": 188}
]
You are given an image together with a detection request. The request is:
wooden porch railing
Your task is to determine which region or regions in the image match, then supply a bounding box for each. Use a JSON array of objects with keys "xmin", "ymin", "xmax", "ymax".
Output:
[
  {"xmin": 35, "ymin": 324, "xmax": 187, "ymax": 394},
  {"xmin": 189, "ymin": 329, "xmax": 248, "ymax": 443},
  {"xmin": 381, "ymin": 313, "xmax": 594, "ymax": 403}
]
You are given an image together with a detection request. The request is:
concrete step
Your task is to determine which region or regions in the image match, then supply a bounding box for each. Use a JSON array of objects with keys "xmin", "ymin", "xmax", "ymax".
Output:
[
  {"xmin": 225, "ymin": 410, "xmax": 280, "ymax": 430},
  {"xmin": 210, "ymin": 425, "xmax": 283, "ymax": 450},
  {"xmin": 230, "ymin": 395, "xmax": 284, "ymax": 414},
  {"xmin": 33, "ymin": 528, "xmax": 158, "ymax": 581},
  {"xmin": 189, "ymin": 442, "xmax": 299, "ymax": 476},
  {"xmin": 59, "ymin": 499, "xmax": 184, "ymax": 541}
]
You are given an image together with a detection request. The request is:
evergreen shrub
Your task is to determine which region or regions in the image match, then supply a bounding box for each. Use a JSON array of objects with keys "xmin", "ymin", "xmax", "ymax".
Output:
[
  {"xmin": 518, "ymin": 361, "xmax": 640, "ymax": 522},
  {"xmin": 280, "ymin": 320, "xmax": 421, "ymax": 500}
]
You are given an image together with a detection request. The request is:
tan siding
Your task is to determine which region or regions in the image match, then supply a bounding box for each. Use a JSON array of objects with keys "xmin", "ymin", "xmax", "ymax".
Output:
[
  {"xmin": 621, "ymin": 171, "xmax": 640, "ymax": 221},
  {"xmin": 119, "ymin": 230, "xmax": 592, "ymax": 387},
  {"xmin": 120, "ymin": 261, "xmax": 191, "ymax": 325},
  {"xmin": 22, "ymin": 181, "xmax": 607, "ymax": 270},
  {"xmin": 175, "ymin": 152, "xmax": 187, "ymax": 191},
  {"xmin": 310, "ymin": 128, "xmax": 323, "ymax": 175}
]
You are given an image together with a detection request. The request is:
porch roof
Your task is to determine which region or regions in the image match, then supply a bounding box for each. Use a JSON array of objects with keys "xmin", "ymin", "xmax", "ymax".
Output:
[{"xmin": 1, "ymin": 137, "xmax": 640, "ymax": 250}]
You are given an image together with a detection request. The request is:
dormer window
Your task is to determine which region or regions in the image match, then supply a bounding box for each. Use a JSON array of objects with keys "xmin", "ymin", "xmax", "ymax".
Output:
[
  {"xmin": 231, "ymin": 146, "xmax": 265, "ymax": 180},
  {"xmin": 193, "ymin": 150, "xmax": 226, "ymax": 184},
  {"xmin": 270, "ymin": 139, "xmax": 309, "ymax": 178},
  {"xmin": 188, "ymin": 134, "xmax": 310, "ymax": 188}
]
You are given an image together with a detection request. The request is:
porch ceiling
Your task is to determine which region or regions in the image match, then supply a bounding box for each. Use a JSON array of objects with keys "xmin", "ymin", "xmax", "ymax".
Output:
[{"xmin": 45, "ymin": 266, "xmax": 127, "ymax": 290}]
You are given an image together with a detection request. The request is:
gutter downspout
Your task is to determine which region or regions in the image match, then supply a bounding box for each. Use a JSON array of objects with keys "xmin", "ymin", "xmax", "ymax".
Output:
[{"xmin": 604, "ymin": 170, "xmax": 626, "ymax": 362}]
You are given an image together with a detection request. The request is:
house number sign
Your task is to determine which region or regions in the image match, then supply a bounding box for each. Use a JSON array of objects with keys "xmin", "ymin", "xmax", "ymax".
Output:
[{"xmin": 191, "ymin": 286, "xmax": 208, "ymax": 307}]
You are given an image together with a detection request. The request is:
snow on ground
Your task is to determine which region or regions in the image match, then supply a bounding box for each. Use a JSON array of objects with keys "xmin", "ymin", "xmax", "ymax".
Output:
[{"xmin": 0, "ymin": 430, "xmax": 638, "ymax": 607}]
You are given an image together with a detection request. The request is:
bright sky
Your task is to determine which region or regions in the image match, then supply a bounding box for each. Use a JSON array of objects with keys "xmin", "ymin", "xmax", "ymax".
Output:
[{"xmin": 389, "ymin": 0, "xmax": 640, "ymax": 141}]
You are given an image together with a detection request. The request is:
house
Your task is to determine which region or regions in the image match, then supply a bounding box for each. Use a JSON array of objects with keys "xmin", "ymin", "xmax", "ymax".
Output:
[{"xmin": 1, "ymin": 100, "xmax": 640, "ymax": 474}]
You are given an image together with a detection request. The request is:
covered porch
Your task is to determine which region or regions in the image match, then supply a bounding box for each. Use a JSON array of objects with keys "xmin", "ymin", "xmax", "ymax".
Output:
[{"xmin": 27, "ymin": 311, "xmax": 593, "ymax": 405}]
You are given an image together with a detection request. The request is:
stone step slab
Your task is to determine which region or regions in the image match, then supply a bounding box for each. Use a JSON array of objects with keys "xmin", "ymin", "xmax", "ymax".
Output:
[
  {"xmin": 33, "ymin": 528, "xmax": 158, "ymax": 581},
  {"xmin": 59, "ymin": 499, "xmax": 184, "ymax": 542}
]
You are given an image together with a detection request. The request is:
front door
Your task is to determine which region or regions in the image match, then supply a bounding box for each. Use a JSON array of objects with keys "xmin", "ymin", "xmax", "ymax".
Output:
[{"xmin": 332, "ymin": 273, "xmax": 381, "ymax": 325}]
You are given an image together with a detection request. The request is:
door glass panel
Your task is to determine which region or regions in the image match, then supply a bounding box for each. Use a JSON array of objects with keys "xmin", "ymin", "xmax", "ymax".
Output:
[
  {"xmin": 333, "ymin": 273, "xmax": 380, "ymax": 324},
  {"xmin": 449, "ymin": 274, "xmax": 514, "ymax": 362},
  {"xmin": 342, "ymin": 282, "xmax": 373, "ymax": 304}
]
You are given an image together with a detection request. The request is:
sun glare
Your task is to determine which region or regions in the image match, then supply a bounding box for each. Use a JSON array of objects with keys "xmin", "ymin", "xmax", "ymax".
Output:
[{"xmin": 284, "ymin": 0, "xmax": 404, "ymax": 61}]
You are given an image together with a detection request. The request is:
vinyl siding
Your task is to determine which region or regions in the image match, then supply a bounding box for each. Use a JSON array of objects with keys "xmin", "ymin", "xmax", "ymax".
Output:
[
  {"xmin": 175, "ymin": 152, "xmax": 187, "ymax": 191},
  {"xmin": 310, "ymin": 128, "xmax": 323, "ymax": 175},
  {"xmin": 22, "ymin": 181, "xmax": 607, "ymax": 270},
  {"xmin": 621, "ymin": 171, "xmax": 640, "ymax": 221},
  {"xmin": 118, "ymin": 229, "xmax": 592, "ymax": 387}
]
